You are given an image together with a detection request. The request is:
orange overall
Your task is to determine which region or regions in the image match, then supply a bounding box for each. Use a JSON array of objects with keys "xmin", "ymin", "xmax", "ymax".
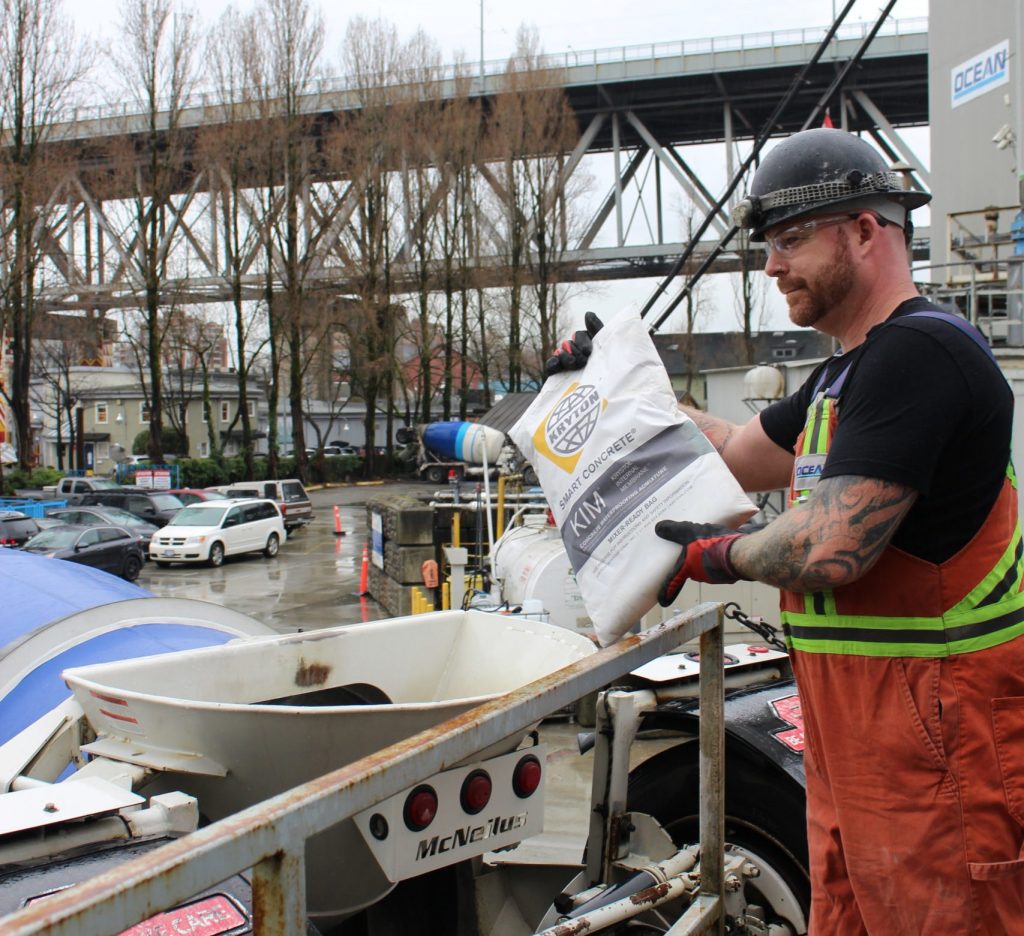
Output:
[{"xmin": 783, "ymin": 371, "xmax": 1024, "ymax": 935}]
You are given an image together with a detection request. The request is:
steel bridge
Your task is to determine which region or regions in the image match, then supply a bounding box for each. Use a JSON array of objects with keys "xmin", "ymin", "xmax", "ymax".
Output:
[{"xmin": 30, "ymin": 17, "xmax": 929, "ymax": 313}]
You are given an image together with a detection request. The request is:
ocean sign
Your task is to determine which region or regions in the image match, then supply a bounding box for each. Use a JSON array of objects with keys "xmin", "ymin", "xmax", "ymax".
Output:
[{"xmin": 951, "ymin": 40, "xmax": 1009, "ymax": 110}]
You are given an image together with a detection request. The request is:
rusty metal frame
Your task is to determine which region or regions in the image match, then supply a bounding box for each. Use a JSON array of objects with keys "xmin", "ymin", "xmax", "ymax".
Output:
[{"xmin": 0, "ymin": 602, "xmax": 725, "ymax": 936}]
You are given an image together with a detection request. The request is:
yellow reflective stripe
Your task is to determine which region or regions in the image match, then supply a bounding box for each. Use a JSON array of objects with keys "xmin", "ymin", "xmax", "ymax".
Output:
[
  {"xmin": 787, "ymin": 590, "xmax": 1024, "ymax": 632},
  {"xmin": 787, "ymin": 620, "xmax": 1024, "ymax": 657},
  {"xmin": 799, "ymin": 400, "xmax": 822, "ymax": 456},
  {"xmin": 782, "ymin": 590, "xmax": 1024, "ymax": 657},
  {"xmin": 821, "ymin": 589, "xmax": 837, "ymax": 615},
  {"xmin": 1010, "ymin": 460, "xmax": 1018, "ymax": 491},
  {"xmin": 951, "ymin": 522, "xmax": 1024, "ymax": 613},
  {"xmin": 785, "ymin": 611, "xmax": 946, "ymax": 632},
  {"xmin": 813, "ymin": 398, "xmax": 833, "ymax": 452}
]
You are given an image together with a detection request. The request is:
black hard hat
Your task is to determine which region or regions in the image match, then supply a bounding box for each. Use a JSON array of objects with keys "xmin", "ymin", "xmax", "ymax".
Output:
[{"xmin": 733, "ymin": 128, "xmax": 931, "ymax": 241}]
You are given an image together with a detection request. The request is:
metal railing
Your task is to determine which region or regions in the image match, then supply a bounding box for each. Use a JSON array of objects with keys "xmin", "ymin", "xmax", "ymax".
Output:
[
  {"xmin": 1, "ymin": 602, "xmax": 726, "ymax": 936},
  {"xmin": 56, "ymin": 17, "xmax": 927, "ymax": 127}
]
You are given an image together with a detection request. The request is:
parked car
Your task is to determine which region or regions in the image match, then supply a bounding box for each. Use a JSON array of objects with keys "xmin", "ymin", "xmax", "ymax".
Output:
[
  {"xmin": 0, "ymin": 511, "xmax": 46, "ymax": 547},
  {"xmin": 45, "ymin": 506, "xmax": 160, "ymax": 550},
  {"xmin": 206, "ymin": 479, "xmax": 312, "ymax": 531},
  {"xmin": 305, "ymin": 446, "xmax": 350, "ymax": 457},
  {"xmin": 166, "ymin": 488, "xmax": 228, "ymax": 506},
  {"xmin": 79, "ymin": 490, "xmax": 184, "ymax": 527},
  {"xmin": 53, "ymin": 476, "xmax": 123, "ymax": 506},
  {"xmin": 149, "ymin": 499, "xmax": 286, "ymax": 568},
  {"xmin": 21, "ymin": 524, "xmax": 146, "ymax": 581}
]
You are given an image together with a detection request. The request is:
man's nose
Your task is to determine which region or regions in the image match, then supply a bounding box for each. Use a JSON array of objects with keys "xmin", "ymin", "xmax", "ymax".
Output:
[{"xmin": 763, "ymin": 246, "xmax": 786, "ymax": 277}]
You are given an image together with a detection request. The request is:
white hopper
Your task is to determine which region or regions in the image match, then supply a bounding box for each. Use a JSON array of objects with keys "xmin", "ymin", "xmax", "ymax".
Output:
[{"xmin": 62, "ymin": 610, "xmax": 595, "ymax": 920}]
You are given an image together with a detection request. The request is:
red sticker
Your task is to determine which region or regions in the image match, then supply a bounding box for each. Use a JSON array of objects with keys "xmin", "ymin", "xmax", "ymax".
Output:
[
  {"xmin": 118, "ymin": 895, "xmax": 246, "ymax": 936},
  {"xmin": 769, "ymin": 694, "xmax": 805, "ymax": 753}
]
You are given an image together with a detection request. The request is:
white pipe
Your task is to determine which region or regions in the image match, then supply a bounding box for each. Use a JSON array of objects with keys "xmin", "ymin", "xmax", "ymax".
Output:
[{"xmin": 481, "ymin": 439, "xmax": 495, "ymax": 573}]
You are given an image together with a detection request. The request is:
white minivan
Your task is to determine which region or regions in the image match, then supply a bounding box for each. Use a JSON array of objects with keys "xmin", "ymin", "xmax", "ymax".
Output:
[{"xmin": 149, "ymin": 499, "xmax": 286, "ymax": 567}]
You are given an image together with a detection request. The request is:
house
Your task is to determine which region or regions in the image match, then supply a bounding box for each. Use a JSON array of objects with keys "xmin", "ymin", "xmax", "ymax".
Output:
[
  {"xmin": 31, "ymin": 367, "xmax": 269, "ymax": 475},
  {"xmin": 651, "ymin": 330, "xmax": 835, "ymax": 407}
]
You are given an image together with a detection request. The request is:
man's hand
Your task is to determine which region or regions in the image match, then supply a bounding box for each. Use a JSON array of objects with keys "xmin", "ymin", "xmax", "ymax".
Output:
[
  {"xmin": 544, "ymin": 312, "xmax": 604, "ymax": 376},
  {"xmin": 655, "ymin": 521, "xmax": 747, "ymax": 605}
]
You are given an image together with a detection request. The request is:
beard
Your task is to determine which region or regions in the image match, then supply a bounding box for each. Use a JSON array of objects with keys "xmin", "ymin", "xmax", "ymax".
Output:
[{"xmin": 780, "ymin": 231, "xmax": 856, "ymax": 329}]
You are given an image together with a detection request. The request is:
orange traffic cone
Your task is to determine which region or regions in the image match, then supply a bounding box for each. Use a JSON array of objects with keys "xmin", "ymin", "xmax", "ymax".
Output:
[
  {"xmin": 359, "ymin": 543, "xmax": 370, "ymax": 596},
  {"xmin": 333, "ymin": 505, "xmax": 346, "ymax": 536}
]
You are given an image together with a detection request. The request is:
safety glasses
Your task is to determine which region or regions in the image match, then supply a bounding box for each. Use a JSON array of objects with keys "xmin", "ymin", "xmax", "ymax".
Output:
[{"xmin": 763, "ymin": 214, "xmax": 858, "ymax": 258}]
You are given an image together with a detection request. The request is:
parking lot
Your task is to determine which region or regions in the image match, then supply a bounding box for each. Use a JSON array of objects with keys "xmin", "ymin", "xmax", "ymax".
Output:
[{"xmin": 136, "ymin": 481, "xmax": 427, "ymax": 633}]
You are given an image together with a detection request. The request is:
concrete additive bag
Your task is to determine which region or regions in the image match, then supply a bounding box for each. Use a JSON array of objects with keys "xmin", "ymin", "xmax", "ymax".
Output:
[{"xmin": 510, "ymin": 312, "xmax": 756, "ymax": 646}]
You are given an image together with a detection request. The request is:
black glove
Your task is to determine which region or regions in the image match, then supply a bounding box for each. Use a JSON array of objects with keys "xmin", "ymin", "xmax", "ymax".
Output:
[
  {"xmin": 655, "ymin": 521, "xmax": 748, "ymax": 606},
  {"xmin": 544, "ymin": 312, "xmax": 604, "ymax": 377}
]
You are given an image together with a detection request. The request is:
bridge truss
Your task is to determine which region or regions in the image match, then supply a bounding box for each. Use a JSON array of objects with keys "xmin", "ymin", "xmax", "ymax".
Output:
[{"xmin": 22, "ymin": 18, "xmax": 929, "ymax": 317}]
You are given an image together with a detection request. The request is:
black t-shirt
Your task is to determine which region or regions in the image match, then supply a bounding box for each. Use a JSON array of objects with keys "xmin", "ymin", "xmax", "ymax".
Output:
[{"xmin": 759, "ymin": 297, "xmax": 1013, "ymax": 564}]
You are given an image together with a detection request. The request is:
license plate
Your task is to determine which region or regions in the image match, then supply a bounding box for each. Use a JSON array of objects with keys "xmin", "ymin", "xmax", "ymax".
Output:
[{"xmin": 162, "ymin": 550, "xmax": 176, "ymax": 557}]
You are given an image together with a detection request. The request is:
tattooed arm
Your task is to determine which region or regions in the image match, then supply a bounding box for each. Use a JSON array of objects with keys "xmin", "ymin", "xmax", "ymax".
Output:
[
  {"xmin": 729, "ymin": 474, "xmax": 918, "ymax": 591},
  {"xmin": 679, "ymin": 403, "xmax": 794, "ymax": 493}
]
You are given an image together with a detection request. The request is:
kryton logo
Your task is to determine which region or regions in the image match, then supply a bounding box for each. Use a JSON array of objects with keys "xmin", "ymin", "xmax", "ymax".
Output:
[{"xmin": 532, "ymin": 382, "xmax": 606, "ymax": 473}]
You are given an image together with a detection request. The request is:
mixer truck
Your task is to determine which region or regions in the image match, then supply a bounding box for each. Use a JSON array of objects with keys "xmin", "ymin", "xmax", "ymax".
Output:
[
  {"xmin": 0, "ymin": 549, "xmax": 808, "ymax": 936},
  {"xmin": 397, "ymin": 421, "xmax": 539, "ymax": 485}
]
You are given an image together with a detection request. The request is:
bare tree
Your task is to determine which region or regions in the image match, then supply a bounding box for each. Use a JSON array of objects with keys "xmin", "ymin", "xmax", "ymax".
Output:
[
  {"xmin": 483, "ymin": 26, "xmax": 583, "ymax": 391},
  {"xmin": 330, "ymin": 15, "xmax": 406, "ymax": 477},
  {"xmin": 113, "ymin": 0, "xmax": 199, "ymax": 463},
  {"xmin": 246, "ymin": 0, "xmax": 324, "ymax": 482},
  {"xmin": 30, "ymin": 315, "xmax": 99, "ymax": 469},
  {"xmin": 434, "ymin": 64, "xmax": 481, "ymax": 419},
  {"xmin": 203, "ymin": 4, "xmax": 270, "ymax": 478},
  {"xmin": 0, "ymin": 0, "xmax": 89, "ymax": 473},
  {"xmin": 731, "ymin": 229, "xmax": 768, "ymax": 364},
  {"xmin": 397, "ymin": 31, "xmax": 446, "ymax": 425},
  {"xmin": 678, "ymin": 202, "xmax": 710, "ymax": 400}
]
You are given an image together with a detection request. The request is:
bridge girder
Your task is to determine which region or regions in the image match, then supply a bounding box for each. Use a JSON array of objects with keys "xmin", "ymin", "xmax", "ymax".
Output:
[{"xmin": 16, "ymin": 23, "xmax": 929, "ymax": 314}]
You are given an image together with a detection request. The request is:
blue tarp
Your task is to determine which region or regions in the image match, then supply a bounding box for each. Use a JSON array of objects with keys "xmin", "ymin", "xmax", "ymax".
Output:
[
  {"xmin": 0, "ymin": 548, "xmax": 150, "ymax": 655},
  {"xmin": 0, "ymin": 550, "xmax": 256, "ymax": 749}
]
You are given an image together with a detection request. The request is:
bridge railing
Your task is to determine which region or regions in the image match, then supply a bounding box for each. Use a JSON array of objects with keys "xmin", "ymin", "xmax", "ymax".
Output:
[{"xmin": 58, "ymin": 17, "xmax": 927, "ymax": 127}]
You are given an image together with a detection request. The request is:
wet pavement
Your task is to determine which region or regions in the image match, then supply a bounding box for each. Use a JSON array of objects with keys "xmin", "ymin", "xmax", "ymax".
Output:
[{"xmin": 136, "ymin": 481, "xmax": 428, "ymax": 632}]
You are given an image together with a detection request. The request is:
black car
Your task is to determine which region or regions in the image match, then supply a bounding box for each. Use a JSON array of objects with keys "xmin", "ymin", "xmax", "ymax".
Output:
[
  {"xmin": 0, "ymin": 511, "xmax": 45, "ymax": 547},
  {"xmin": 21, "ymin": 524, "xmax": 146, "ymax": 581},
  {"xmin": 45, "ymin": 506, "xmax": 160, "ymax": 550},
  {"xmin": 79, "ymin": 490, "xmax": 184, "ymax": 527}
]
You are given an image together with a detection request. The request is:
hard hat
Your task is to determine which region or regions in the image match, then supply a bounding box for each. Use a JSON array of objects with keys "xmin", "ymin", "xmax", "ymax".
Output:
[{"xmin": 732, "ymin": 128, "xmax": 931, "ymax": 241}]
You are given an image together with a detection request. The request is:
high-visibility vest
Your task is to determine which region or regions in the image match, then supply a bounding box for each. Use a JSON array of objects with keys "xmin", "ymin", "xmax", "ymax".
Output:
[{"xmin": 781, "ymin": 310, "xmax": 1024, "ymax": 658}]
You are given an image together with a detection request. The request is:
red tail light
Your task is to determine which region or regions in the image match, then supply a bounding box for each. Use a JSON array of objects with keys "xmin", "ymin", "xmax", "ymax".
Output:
[
  {"xmin": 512, "ymin": 754, "xmax": 542, "ymax": 799},
  {"xmin": 460, "ymin": 770, "xmax": 492, "ymax": 815},
  {"xmin": 403, "ymin": 785, "xmax": 438, "ymax": 831}
]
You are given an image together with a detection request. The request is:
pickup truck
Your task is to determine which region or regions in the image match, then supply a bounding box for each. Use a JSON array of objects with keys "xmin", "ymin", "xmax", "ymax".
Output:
[{"xmin": 49, "ymin": 475, "xmax": 123, "ymax": 505}]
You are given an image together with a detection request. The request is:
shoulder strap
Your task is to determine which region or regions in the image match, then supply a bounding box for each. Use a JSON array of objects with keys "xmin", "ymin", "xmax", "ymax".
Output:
[
  {"xmin": 810, "ymin": 357, "xmax": 854, "ymax": 400},
  {"xmin": 812, "ymin": 308, "xmax": 998, "ymax": 401},
  {"xmin": 900, "ymin": 309, "xmax": 997, "ymax": 364}
]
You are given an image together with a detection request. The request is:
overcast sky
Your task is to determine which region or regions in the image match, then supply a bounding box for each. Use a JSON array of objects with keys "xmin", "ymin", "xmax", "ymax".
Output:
[
  {"xmin": 72, "ymin": 0, "xmax": 929, "ymax": 76},
  {"xmin": 66, "ymin": 0, "xmax": 932, "ymax": 335}
]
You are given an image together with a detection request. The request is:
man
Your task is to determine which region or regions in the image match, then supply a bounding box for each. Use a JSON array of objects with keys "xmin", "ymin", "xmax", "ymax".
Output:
[{"xmin": 549, "ymin": 129, "xmax": 1024, "ymax": 935}]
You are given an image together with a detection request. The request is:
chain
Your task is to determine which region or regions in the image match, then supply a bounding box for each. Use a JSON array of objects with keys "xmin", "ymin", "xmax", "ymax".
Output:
[{"xmin": 723, "ymin": 602, "xmax": 788, "ymax": 654}]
